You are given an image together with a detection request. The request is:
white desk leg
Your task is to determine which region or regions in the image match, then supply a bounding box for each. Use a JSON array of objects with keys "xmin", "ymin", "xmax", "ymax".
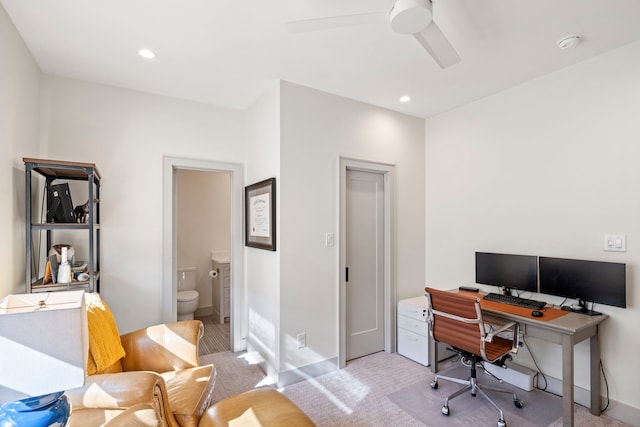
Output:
[
  {"xmin": 562, "ymin": 334, "xmax": 574, "ymax": 426},
  {"xmin": 590, "ymin": 333, "xmax": 601, "ymax": 415}
]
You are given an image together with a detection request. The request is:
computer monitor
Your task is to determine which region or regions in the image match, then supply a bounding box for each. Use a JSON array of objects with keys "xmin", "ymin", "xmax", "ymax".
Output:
[
  {"xmin": 475, "ymin": 252, "xmax": 538, "ymax": 293},
  {"xmin": 539, "ymin": 256, "xmax": 626, "ymax": 314}
]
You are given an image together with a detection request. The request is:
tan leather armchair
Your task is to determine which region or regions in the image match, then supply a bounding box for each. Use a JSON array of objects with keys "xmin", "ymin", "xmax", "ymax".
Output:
[{"xmin": 67, "ymin": 320, "xmax": 216, "ymax": 427}]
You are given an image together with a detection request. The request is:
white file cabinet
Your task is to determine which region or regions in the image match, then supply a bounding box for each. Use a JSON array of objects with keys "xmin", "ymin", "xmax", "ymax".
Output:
[{"xmin": 397, "ymin": 296, "xmax": 453, "ymax": 366}]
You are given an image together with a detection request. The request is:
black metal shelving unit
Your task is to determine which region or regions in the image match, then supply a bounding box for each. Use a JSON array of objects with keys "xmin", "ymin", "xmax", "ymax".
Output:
[{"xmin": 24, "ymin": 158, "xmax": 101, "ymax": 293}]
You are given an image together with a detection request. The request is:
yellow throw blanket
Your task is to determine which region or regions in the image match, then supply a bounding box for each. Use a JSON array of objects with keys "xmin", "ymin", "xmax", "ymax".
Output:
[{"xmin": 85, "ymin": 292, "xmax": 126, "ymax": 375}]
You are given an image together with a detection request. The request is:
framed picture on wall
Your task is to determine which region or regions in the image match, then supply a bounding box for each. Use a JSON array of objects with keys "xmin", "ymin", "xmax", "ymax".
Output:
[{"xmin": 245, "ymin": 177, "xmax": 276, "ymax": 251}]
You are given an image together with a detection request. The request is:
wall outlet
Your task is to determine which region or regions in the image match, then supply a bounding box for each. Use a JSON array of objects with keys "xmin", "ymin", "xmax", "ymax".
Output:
[{"xmin": 297, "ymin": 332, "xmax": 306, "ymax": 349}]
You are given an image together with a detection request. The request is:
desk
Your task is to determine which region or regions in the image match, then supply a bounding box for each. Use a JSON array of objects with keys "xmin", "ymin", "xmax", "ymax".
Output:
[{"xmin": 428, "ymin": 291, "xmax": 608, "ymax": 427}]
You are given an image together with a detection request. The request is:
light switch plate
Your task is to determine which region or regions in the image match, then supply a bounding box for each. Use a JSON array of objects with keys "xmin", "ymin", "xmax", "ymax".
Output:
[
  {"xmin": 325, "ymin": 232, "xmax": 335, "ymax": 247},
  {"xmin": 604, "ymin": 234, "xmax": 626, "ymax": 252}
]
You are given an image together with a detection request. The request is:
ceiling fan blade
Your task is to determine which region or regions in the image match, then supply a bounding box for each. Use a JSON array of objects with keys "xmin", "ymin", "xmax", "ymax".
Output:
[
  {"xmin": 413, "ymin": 21, "xmax": 460, "ymax": 68},
  {"xmin": 286, "ymin": 11, "xmax": 387, "ymax": 33}
]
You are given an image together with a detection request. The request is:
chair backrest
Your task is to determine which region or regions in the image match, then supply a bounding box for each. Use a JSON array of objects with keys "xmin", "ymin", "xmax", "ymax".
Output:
[{"xmin": 425, "ymin": 287, "xmax": 485, "ymax": 357}]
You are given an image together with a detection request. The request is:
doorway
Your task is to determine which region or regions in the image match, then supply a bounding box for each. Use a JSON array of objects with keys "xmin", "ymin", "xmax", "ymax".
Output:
[
  {"xmin": 339, "ymin": 158, "xmax": 396, "ymax": 368},
  {"xmin": 162, "ymin": 157, "xmax": 245, "ymax": 353},
  {"xmin": 176, "ymin": 169, "xmax": 231, "ymax": 354}
]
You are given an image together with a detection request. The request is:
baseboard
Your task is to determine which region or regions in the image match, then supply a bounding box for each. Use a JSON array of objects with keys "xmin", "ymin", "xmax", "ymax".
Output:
[
  {"xmin": 540, "ymin": 374, "xmax": 640, "ymax": 426},
  {"xmin": 277, "ymin": 357, "xmax": 339, "ymax": 387},
  {"xmin": 245, "ymin": 340, "xmax": 339, "ymax": 388}
]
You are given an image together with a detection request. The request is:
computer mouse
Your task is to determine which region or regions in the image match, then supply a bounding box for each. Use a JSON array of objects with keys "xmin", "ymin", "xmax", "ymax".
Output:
[{"xmin": 531, "ymin": 310, "xmax": 543, "ymax": 318}]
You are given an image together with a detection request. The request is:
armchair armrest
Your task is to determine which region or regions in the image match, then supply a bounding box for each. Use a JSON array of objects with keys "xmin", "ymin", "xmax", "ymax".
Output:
[
  {"xmin": 66, "ymin": 371, "xmax": 166, "ymax": 410},
  {"xmin": 67, "ymin": 371, "xmax": 178, "ymax": 427},
  {"xmin": 120, "ymin": 320, "xmax": 204, "ymax": 373}
]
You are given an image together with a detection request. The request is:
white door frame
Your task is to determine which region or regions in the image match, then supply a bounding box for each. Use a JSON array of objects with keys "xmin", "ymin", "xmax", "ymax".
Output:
[
  {"xmin": 338, "ymin": 157, "xmax": 395, "ymax": 368},
  {"xmin": 162, "ymin": 156, "xmax": 246, "ymax": 352}
]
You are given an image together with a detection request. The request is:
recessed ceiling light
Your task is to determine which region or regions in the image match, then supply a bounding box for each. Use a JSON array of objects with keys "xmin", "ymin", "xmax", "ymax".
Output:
[
  {"xmin": 138, "ymin": 48, "xmax": 156, "ymax": 59},
  {"xmin": 556, "ymin": 35, "xmax": 581, "ymax": 50},
  {"xmin": 399, "ymin": 95, "xmax": 411, "ymax": 103}
]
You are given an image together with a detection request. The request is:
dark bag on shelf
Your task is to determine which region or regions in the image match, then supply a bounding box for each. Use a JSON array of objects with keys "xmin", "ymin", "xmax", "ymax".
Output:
[{"xmin": 46, "ymin": 183, "xmax": 77, "ymax": 223}]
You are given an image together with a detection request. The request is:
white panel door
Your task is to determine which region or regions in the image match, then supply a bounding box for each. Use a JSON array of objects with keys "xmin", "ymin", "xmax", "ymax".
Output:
[{"xmin": 346, "ymin": 169, "xmax": 384, "ymax": 360}]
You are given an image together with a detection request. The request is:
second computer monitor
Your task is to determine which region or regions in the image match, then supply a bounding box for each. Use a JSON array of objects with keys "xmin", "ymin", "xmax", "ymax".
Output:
[
  {"xmin": 539, "ymin": 256, "xmax": 626, "ymax": 308},
  {"xmin": 475, "ymin": 252, "xmax": 538, "ymax": 293}
]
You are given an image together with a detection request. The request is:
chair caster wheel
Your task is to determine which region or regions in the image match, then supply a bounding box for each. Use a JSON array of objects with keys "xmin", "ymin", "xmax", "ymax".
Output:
[
  {"xmin": 430, "ymin": 380, "xmax": 438, "ymax": 389},
  {"xmin": 514, "ymin": 398, "xmax": 523, "ymax": 409},
  {"xmin": 497, "ymin": 419, "xmax": 506, "ymax": 427},
  {"xmin": 441, "ymin": 405, "xmax": 449, "ymax": 416}
]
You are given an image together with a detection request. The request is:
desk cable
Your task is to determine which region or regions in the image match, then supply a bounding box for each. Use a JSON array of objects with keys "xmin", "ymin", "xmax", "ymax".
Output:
[{"xmin": 522, "ymin": 335, "xmax": 611, "ymax": 413}]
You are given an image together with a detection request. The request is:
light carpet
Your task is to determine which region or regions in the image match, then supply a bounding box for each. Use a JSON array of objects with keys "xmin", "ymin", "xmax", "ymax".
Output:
[
  {"xmin": 200, "ymin": 351, "xmax": 630, "ymax": 426},
  {"xmin": 388, "ymin": 364, "xmax": 560, "ymax": 427},
  {"xmin": 200, "ymin": 351, "xmax": 271, "ymax": 403}
]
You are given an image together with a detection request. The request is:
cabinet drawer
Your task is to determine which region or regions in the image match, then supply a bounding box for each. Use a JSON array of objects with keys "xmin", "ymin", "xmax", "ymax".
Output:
[
  {"xmin": 397, "ymin": 329, "xmax": 429, "ymax": 366},
  {"xmin": 398, "ymin": 300, "xmax": 427, "ymax": 322},
  {"xmin": 398, "ymin": 314, "xmax": 428, "ymax": 336}
]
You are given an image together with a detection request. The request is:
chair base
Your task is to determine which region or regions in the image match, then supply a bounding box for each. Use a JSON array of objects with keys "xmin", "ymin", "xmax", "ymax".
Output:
[{"xmin": 430, "ymin": 358, "xmax": 523, "ymax": 427}]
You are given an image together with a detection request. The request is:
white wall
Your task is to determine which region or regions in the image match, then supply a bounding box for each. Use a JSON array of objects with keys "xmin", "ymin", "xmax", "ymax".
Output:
[
  {"xmin": 39, "ymin": 76, "xmax": 245, "ymax": 332},
  {"xmin": 244, "ymin": 82, "xmax": 282, "ymax": 372},
  {"xmin": 177, "ymin": 169, "xmax": 230, "ymax": 312},
  {"xmin": 278, "ymin": 82, "xmax": 425, "ymax": 374},
  {"xmin": 425, "ymin": 41, "xmax": 640, "ymax": 420},
  {"xmin": 0, "ymin": 4, "xmax": 42, "ymax": 297}
]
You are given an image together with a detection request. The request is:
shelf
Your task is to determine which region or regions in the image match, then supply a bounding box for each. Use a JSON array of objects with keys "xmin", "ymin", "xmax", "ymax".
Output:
[
  {"xmin": 25, "ymin": 158, "xmax": 101, "ymax": 294},
  {"xmin": 30, "ymin": 272, "xmax": 100, "ymax": 293},
  {"xmin": 23, "ymin": 158, "xmax": 101, "ymax": 181},
  {"xmin": 31, "ymin": 223, "xmax": 100, "ymax": 230}
]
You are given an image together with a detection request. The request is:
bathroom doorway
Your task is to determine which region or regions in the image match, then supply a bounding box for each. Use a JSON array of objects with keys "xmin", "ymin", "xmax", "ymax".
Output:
[
  {"xmin": 162, "ymin": 156, "xmax": 245, "ymax": 354},
  {"xmin": 176, "ymin": 169, "xmax": 231, "ymax": 355}
]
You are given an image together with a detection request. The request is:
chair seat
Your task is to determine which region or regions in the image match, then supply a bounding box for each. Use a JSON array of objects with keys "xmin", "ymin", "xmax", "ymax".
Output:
[{"xmin": 484, "ymin": 335, "xmax": 515, "ymax": 362}]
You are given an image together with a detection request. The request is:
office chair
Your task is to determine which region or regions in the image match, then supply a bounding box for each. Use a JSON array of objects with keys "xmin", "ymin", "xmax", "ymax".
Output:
[{"xmin": 425, "ymin": 287, "xmax": 523, "ymax": 427}]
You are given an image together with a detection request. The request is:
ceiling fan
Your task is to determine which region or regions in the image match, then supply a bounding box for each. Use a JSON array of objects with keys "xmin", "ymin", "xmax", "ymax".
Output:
[{"xmin": 286, "ymin": 0, "xmax": 461, "ymax": 69}]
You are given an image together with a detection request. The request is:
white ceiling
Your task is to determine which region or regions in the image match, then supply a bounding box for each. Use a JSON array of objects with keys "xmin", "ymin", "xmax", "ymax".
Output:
[{"xmin": 3, "ymin": 0, "xmax": 640, "ymax": 118}]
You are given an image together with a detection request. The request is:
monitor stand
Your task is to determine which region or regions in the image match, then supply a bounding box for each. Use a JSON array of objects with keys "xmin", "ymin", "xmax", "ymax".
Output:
[{"xmin": 561, "ymin": 299, "xmax": 602, "ymax": 316}]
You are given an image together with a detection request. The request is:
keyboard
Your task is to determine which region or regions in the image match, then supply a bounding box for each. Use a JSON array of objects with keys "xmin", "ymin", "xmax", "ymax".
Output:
[{"xmin": 483, "ymin": 293, "xmax": 546, "ymax": 310}]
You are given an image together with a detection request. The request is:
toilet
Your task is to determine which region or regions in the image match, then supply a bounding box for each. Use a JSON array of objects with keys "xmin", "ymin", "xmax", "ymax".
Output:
[{"xmin": 177, "ymin": 267, "xmax": 199, "ymax": 321}]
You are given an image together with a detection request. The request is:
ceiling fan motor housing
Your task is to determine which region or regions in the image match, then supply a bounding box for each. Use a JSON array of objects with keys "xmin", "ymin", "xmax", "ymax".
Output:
[{"xmin": 390, "ymin": 0, "xmax": 433, "ymax": 34}]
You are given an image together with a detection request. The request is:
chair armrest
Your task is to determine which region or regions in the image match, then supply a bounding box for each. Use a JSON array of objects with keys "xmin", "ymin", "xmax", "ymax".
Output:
[
  {"xmin": 67, "ymin": 371, "xmax": 179, "ymax": 427},
  {"xmin": 120, "ymin": 320, "xmax": 204, "ymax": 372},
  {"xmin": 66, "ymin": 371, "xmax": 166, "ymax": 410},
  {"xmin": 485, "ymin": 321, "xmax": 520, "ymax": 353}
]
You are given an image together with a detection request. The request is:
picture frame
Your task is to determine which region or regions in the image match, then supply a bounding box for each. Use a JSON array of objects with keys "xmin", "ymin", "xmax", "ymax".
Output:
[{"xmin": 245, "ymin": 177, "xmax": 276, "ymax": 251}]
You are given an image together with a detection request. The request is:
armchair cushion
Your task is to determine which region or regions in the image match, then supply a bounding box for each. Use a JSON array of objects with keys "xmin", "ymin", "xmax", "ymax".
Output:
[
  {"xmin": 120, "ymin": 320, "xmax": 202, "ymax": 372},
  {"xmin": 200, "ymin": 389, "xmax": 316, "ymax": 427},
  {"xmin": 102, "ymin": 403, "xmax": 162, "ymax": 427}
]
